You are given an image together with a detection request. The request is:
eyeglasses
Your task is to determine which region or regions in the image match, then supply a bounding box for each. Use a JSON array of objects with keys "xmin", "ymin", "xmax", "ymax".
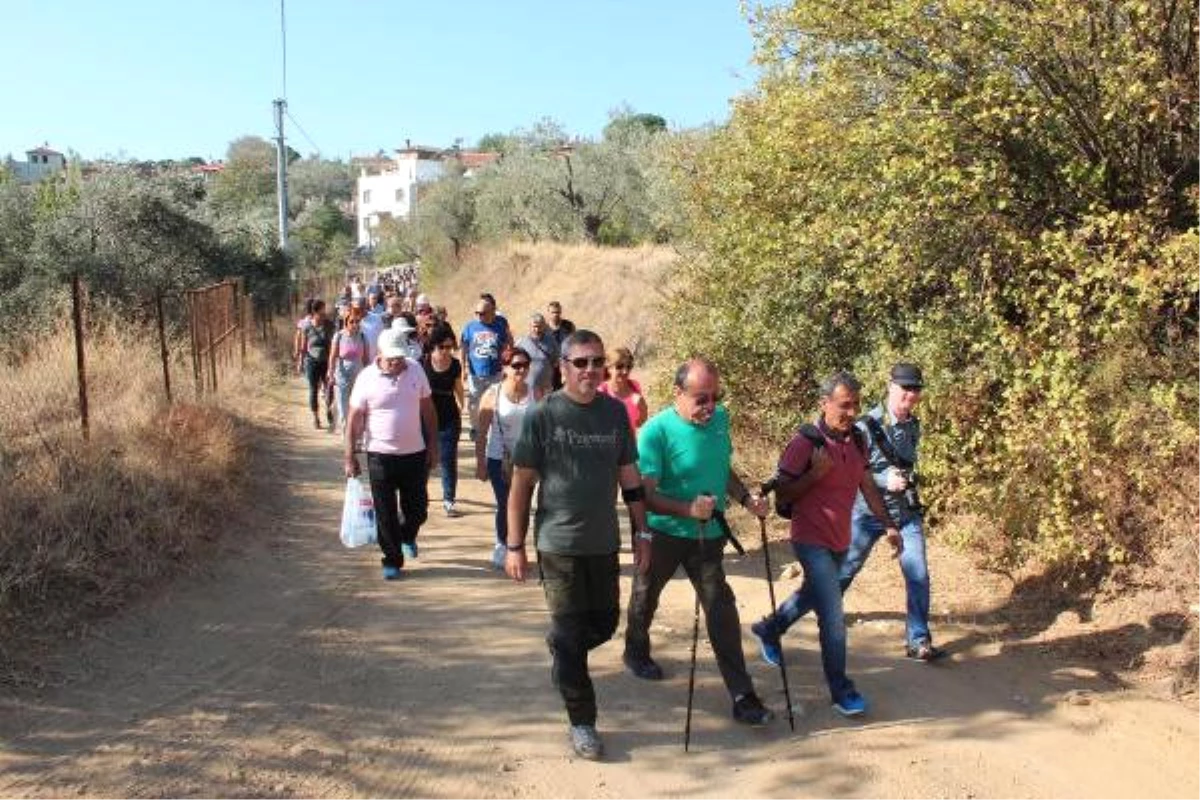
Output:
[
  {"xmin": 509, "ymin": 361, "xmax": 531, "ymax": 371},
  {"xmin": 687, "ymin": 391, "xmax": 723, "ymax": 406},
  {"xmin": 565, "ymin": 356, "xmax": 606, "ymax": 370}
]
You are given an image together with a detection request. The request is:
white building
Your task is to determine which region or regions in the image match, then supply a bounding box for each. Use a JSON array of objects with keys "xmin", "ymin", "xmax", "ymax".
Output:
[
  {"xmin": 354, "ymin": 145, "xmax": 446, "ymax": 248},
  {"xmin": 4, "ymin": 145, "xmax": 66, "ymax": 184}
]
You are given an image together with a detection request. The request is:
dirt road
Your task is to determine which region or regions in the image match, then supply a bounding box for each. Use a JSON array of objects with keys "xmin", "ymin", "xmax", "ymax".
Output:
[{"xmin": 1, "ymin": 379, "xmax": 1195, "ymax": 798}]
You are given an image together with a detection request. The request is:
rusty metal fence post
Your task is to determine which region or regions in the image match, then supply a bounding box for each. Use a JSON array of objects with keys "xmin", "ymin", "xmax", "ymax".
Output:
[
  {"xmin": 155, "ymin": 290, "xmax": 172, "ymax": 404},
  {"xmin": 71, "ymin": 272, "xmax": 90, "ymax": 442},
  {"xmin": 184, "ymin": 278, "xmax": 254, "ymax": 398}
]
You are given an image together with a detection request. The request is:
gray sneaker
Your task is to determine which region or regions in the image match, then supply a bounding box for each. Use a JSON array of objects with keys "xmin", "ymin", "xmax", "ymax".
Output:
[{"xmin": 568, "ymin": 724, "xmax": 603, "ymax": 760}]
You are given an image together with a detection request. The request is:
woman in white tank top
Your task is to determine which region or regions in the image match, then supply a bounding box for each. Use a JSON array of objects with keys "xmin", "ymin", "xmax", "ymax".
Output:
[{"xmin": 475, "ymin": 346, "xmax": 534, "ymax": 570}]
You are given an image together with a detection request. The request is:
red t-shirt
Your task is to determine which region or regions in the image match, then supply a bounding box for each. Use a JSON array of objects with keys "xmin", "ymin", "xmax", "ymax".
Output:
[{"xmin": 779, "ymin": 427, "xmax": 868, "ymax": 551}]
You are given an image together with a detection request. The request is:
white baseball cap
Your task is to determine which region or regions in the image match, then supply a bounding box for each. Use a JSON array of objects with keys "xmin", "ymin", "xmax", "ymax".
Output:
[{"xmin": 377, "ymin": 328, "xmax": 407, "ymax": 359}]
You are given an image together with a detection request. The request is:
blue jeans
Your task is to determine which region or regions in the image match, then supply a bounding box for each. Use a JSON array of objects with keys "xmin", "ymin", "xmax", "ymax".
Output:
[
  {"xmin": 436, "ymin": 422, "xmax": 460, "ymax": 503},
  {"xmin": 844, "ymin": 514, "xmax": 931, "ymax": 647},
  {"xmin": 333, "ymin": 360, "xmax": 362, "ymax": 430},
  {"xmin": 761, "ymin": 543, "xmax": 855, "ymax": 702},
  {"xmin": 486, "ymin": 457, "xmax": 509, "ymax": 546}
]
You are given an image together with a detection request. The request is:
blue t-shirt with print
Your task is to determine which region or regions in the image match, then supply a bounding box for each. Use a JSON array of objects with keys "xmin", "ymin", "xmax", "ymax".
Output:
[{"xmin": 460, "ymin": 317, "xmax": 510, "ymax": 378}]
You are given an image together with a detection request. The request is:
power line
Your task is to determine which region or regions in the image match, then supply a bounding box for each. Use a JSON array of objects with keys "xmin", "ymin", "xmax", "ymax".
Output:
[{"xmin": 285, "ymin": 110, "xmax": 322, "ymax": 156}]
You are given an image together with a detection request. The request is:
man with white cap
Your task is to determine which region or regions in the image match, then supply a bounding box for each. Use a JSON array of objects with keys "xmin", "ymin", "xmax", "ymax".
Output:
[
  {"xmin": 392, "ymin": 313, "xmax": 424, "ymax": 361},
  {"xmin": 344, "ymin": 327, "xmax": 438, "ymax": 579}
]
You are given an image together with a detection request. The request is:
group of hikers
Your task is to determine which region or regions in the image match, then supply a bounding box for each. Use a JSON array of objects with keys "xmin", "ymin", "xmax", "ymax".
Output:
[{"xmin": 296, "ymin": 277, "xmax": 938, "ymax": 761}]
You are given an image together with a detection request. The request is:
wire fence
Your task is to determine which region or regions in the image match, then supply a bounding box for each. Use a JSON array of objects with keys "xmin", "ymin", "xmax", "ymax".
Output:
[
  {"xmin": 0, "ymin": 275, "xmax": 287, "ymax": 478},
  {"xmin": 0, "ymin": 264, "xmax": 401, "ymax": 475}
]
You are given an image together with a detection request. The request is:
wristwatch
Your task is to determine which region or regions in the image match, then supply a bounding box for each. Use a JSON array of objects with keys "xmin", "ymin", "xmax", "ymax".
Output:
[{"xmin": 635, "ymin": 531, "xmax": 653, "ymax": 542}]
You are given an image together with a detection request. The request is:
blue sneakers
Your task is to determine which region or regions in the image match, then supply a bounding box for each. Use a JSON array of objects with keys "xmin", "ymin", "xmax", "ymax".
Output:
[
  {"xmin": 382, "ymin": 564, "xmax": 401, "ymax": 581},
  {"xmin": 401, "ymin": 541, "xmax": 419, "ymax": 560},
  {"xmin": 751, "ymin": 620, "xmax": 783, "ymax": 667},
  {"xmin": 832, "ymin": 690, "xmax": 868, "ymax": 717}
]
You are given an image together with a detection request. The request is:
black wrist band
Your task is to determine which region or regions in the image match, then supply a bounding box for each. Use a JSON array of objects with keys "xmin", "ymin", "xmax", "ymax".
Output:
[
  {"xmin": 506, "ymin": 542, "xmax": 526, "ymax": 552},
  {"xmin": 621, "ymin": 485, "xmax": 646, "ymax": 504}
]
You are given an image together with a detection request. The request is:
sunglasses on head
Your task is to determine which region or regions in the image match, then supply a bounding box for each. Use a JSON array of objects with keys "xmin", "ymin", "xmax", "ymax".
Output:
[{"xmin": 564, "ymin": 356, "xmax": 606, "ymax": 370}]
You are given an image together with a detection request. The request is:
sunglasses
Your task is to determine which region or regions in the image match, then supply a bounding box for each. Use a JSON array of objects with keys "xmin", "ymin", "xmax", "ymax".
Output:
[
  {"xmin": 614, "ymin": 363, "xmax": 632, "ymax": 371},
  {"xmin": 687, "ymin": 391, "xmax": 723, "ymax": 406},
  {"xmin": 565, "ymin": 356, "xmax": 606, "ymax": 370},
  {"xmin": 509, "ymin": 361, "xmax": 531, "ymax": 370}
]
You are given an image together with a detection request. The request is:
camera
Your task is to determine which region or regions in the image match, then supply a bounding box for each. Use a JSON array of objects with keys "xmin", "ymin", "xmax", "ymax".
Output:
[{"xmin": 901, "ymin": 471, "xmax": 922, "ymax": 512}]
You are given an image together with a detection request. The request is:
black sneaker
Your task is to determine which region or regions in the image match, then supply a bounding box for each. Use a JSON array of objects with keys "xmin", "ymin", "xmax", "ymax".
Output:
[
  {"xmin": 623, "ymin": 653, "xmax": 664, "ymax": 681},
  {"xmin": 732, "ymin": 692, "xmax": 774, "ymax": 726}
]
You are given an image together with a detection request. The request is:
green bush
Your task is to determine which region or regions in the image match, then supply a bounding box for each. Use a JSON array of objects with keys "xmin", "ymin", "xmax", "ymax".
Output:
[{"xmin": 664, "ymin": 0, "xmax": 1198, "ymax": 577}]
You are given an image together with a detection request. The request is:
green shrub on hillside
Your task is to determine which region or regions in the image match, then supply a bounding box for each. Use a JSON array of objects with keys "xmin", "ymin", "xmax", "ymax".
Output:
[{"xmin": 665, "ymin": 0, "xmax": 1198, "ymax": 577}]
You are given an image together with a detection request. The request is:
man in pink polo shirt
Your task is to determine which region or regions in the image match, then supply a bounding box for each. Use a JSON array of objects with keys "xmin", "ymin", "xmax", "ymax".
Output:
[
  {"xmin": 344, "ymin": 327, "xmax": 438, "ymax": 580},
  {"xmin": 751, "ymin": 371, "xmax": 900, "ymax": 718}
]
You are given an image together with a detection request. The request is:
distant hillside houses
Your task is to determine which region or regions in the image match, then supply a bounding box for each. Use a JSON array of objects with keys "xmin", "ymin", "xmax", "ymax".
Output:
[
  {"xmin": 353, "ymin": 142, "xmax": 499, "ymax": 249},
  {"xmin": 4, "ymin": 145, "xmax": 66, "ymax": 184}
]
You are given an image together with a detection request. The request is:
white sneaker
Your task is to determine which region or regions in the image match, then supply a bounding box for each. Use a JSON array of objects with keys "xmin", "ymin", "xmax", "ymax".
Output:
[
  {"xmin": 443, "ymin": 500, "xmax": 460, "ymax": 517},
  {"xmin": 491, "ymin": 543, "xmax": 506, "ymax": 570}
]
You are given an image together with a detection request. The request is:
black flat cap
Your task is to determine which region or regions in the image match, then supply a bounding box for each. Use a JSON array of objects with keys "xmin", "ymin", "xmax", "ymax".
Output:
[{"xmin": 890, "ymin": 362, "xmax": 924, "ymax": 388}]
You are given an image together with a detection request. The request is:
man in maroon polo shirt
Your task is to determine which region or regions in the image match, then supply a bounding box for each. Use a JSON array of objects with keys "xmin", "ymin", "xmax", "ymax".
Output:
[{"xmin": 750, "ymin": 371, "xmax": 900, "ymax": 717}]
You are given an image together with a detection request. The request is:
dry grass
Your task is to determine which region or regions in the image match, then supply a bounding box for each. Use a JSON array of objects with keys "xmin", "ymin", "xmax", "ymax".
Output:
[
  {"xmin": 430, "ymin": 241, "xmax": 680, "ymax": 399},
  {"xmin": 0, "ymin": 309, "xmax": 276, "ymax": 684}
]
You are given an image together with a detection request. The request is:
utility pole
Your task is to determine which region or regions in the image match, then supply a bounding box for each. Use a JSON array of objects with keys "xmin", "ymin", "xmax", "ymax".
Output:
[
  {"xmin": 276, "ymin": 0, "xmax": 291, "ymax": 270},
  {"xmin": 274, "ymin": 97, "xmax": 289, "ymax": 253}
]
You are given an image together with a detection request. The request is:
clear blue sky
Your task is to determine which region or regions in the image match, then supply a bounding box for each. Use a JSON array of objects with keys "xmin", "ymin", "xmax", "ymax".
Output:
[{"xmin": 2, "ymin": 0, "xmax": 759, "ymax": 162}]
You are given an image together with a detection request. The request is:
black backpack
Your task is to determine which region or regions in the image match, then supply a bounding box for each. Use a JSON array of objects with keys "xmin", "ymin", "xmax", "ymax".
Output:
[{"xmin": 774, "ymin": 423, "xmax": 867, "ymax": 519}]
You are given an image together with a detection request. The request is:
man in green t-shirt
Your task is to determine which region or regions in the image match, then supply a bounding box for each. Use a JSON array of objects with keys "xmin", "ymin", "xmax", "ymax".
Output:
[
  {"xmin": 623, "ymin": 357, "xmax": 775, "ymax": 727},
  {"xmin": 505, "ymin": 330, "xmax": 649, "ymax": 761}
]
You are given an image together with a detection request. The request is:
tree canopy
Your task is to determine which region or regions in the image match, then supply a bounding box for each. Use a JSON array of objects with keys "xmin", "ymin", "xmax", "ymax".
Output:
[{"xmin": 663, "ymin": 0, "xmax": 1198, "ymax": 577}]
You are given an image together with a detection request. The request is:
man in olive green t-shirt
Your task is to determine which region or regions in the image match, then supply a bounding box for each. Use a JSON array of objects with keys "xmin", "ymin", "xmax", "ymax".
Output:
[
  {"xmin": 505, "ymin": 330, "xmax": 649, "ymax": 761},
  {"xmin": 623, "ymin": 357, "xmax": 775, "ymax": 727}
]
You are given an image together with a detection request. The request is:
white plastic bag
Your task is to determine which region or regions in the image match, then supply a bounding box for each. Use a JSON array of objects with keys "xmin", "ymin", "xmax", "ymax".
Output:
[{"xmin": 340, "ymin": 477, "xmax": 377, "ymax": 548}]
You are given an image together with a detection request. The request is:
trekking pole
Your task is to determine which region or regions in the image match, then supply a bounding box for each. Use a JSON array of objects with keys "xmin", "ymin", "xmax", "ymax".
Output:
[
  {"xmin": 684, "ymin": 494, "xmax": 712, "ymax": 752},
  {"xmin": 759, "ymin": 478, "xmax": 796, "ymax": 731}
]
